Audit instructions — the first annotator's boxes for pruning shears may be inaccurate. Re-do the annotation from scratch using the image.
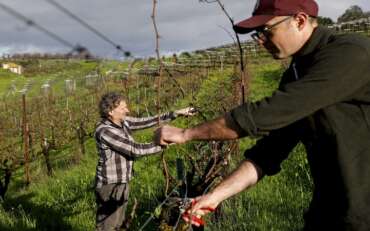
[181,199,216,226]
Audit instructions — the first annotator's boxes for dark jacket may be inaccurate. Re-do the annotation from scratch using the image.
[231,26,370,230]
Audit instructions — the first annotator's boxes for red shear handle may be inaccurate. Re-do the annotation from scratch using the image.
[182,200,216,226]
[191,199,216,212]
[182,213,205,226]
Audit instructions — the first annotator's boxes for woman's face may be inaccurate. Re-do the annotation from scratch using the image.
[109,100,130,123]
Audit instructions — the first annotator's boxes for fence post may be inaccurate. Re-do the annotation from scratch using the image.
[220,55,224,72]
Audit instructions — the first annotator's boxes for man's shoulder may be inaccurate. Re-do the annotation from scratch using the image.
[327,32,370,53]
[306,30,370,65]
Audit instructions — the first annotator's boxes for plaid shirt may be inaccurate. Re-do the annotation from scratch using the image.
[94,112,176,188]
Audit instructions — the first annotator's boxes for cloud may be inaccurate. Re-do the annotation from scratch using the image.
[0,0,369,58]
[0,43,64,56]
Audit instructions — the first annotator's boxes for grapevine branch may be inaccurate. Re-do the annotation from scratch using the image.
[151,0,171,196]
[200,0,250,103]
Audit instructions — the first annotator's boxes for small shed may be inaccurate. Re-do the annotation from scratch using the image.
[2,63,23,75]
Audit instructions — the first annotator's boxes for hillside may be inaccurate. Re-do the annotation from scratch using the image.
[0,52,312,231]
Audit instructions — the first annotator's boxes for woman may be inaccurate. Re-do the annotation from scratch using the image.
[94,91,194,231]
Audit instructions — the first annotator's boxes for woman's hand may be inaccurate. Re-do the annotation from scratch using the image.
[174,107,197,117]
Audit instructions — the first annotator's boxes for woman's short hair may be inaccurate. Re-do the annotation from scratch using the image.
[98,92,125,119]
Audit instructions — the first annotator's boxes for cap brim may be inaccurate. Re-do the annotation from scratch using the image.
[233,15,275,34]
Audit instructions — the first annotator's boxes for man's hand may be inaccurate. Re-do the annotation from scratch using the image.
[183,160,262,226]
[154,125,188,146]
[182,194,220,226]
[174,107,197,117]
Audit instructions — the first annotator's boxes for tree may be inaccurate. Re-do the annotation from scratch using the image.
[337,5,370,23]
[179,51,191,59]
[317,16,334,26]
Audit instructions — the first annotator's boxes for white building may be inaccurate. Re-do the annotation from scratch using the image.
[2,63,23,75]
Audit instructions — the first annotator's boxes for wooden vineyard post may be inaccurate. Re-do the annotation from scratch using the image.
[22,93,30,186]
[136,72,140,116]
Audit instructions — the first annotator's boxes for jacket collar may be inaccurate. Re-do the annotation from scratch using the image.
[101,118,123,129]
[294,25,335,58]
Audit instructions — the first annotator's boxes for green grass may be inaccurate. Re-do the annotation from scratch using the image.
[0,60,99,98]
[0,69,27,95]
[0,139,97,231]
[207,144,312,231]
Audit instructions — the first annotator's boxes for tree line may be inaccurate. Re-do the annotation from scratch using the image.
[318,5,370,26]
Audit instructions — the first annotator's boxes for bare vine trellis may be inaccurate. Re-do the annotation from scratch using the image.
[0,1,281,230]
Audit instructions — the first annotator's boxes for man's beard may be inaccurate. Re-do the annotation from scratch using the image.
[264,41,281,59]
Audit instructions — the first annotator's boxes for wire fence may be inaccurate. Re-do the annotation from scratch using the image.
[0,59,209,182]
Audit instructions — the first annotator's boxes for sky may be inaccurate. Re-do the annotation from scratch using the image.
[0,0,369,59]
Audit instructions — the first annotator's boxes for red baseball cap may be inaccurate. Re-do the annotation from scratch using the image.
[234,0,319,34]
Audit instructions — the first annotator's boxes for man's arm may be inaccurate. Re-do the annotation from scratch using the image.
[182,122,301,226]
[155,112,246,145]
[186,160,262,225]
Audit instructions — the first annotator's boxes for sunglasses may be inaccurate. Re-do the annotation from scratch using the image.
[251,16,293,42]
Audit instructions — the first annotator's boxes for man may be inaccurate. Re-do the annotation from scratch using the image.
[94,91,194,231]
[154,0,370,230]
